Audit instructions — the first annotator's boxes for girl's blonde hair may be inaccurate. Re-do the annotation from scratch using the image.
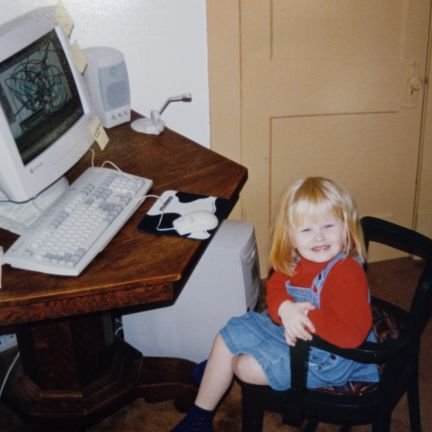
[269,177,366,275]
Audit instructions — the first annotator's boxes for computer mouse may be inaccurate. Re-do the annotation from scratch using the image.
[173,211,219,239]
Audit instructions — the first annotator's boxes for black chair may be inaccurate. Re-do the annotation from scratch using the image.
[241,216,432,432]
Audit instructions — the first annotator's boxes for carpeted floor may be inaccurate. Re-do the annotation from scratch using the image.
[1,257,431,431]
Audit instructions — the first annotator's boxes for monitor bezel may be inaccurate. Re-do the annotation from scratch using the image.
[0,8,94,203]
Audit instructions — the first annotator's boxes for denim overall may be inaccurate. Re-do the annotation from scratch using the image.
[220,253,380,391]
[286,252,379,388]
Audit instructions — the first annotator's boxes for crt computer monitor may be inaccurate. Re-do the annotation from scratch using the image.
[0,7,94,203]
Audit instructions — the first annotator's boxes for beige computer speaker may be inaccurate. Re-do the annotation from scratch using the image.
[83,46,131,128]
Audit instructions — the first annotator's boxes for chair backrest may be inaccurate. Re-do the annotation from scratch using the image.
[361,216,432,338]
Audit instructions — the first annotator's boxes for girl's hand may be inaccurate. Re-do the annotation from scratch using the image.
[278,300,316,346]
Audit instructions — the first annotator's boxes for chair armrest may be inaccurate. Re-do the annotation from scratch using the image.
[290,332,410,391]
[308,333,410,363]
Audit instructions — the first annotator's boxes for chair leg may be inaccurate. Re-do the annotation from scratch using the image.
[407,364,421,432]
[301,419,319,431]
[241,385,265,432]
[372,414,391,432]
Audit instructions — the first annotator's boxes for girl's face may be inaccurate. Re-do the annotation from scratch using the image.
[293,211,346,263]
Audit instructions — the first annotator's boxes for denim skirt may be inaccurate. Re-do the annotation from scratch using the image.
[220,311,379,391]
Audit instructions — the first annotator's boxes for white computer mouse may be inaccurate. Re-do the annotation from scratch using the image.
[173,211,219,239]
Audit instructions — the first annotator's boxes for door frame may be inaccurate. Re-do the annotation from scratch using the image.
[207,0,242,187]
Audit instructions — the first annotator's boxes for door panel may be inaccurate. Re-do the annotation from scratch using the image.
[273,1,404,59]
[270,61,403,115]
[270,0,406,114]
[271,113,419,260]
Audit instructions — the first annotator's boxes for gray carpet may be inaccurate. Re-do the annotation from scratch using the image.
[1,257,430,431]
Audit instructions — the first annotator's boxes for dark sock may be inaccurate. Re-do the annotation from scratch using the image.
[171,403,214,432]
[192,360,207,385]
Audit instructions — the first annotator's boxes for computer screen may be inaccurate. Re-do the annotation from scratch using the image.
[0,7,94,203]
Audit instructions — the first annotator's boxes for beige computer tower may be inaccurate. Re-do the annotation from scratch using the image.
[122,220,260,362]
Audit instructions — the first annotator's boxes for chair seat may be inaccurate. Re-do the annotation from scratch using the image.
[311,301,405,397]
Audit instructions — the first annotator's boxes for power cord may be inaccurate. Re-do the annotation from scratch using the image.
[86,150,161,206]
[0,351,19,398]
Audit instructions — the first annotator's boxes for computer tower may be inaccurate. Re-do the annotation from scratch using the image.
[122,220,261,362]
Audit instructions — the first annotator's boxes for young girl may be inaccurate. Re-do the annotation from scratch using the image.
[171,177,379,432]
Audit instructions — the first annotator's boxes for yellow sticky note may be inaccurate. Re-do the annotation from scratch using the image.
[71,40,87,74]
[89,117,109,151]
[55,1,74,38]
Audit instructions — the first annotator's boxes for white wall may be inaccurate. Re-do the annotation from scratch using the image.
[1,0,210,147]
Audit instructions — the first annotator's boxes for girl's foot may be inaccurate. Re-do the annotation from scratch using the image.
[171,404,214,432]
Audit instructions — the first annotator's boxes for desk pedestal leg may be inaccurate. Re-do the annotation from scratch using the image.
[2,312,197,431]
[137,356,197,411]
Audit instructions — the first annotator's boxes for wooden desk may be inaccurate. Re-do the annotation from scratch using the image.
[0,115,247,431]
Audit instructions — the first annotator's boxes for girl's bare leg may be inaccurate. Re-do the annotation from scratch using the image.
[232,353,269,385]
[194,334,235,410]
[195,334,269,410]
[171,333,269,431]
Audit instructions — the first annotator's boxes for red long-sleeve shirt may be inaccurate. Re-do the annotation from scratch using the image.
[266,257,372,348]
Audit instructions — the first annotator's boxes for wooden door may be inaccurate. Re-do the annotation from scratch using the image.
[208,0,432,274]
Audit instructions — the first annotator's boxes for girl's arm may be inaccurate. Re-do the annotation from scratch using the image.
[266,271,293,324]
[266,271,315,345]
[278,300,315,345]
[308,258,372,348]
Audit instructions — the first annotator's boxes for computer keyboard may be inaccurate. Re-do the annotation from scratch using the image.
[0,176,69,235]
[3,167,153,276]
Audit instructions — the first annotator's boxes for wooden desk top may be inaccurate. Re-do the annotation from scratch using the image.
[0,116,247,326]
